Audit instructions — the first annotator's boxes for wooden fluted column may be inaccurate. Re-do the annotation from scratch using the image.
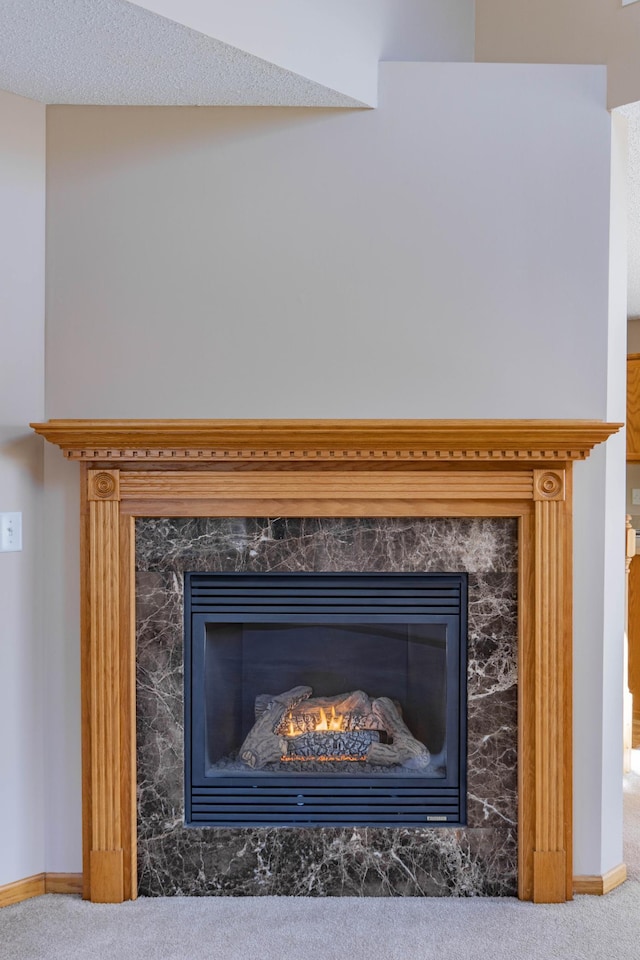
[83,469,126,902]
[532,468,571,902]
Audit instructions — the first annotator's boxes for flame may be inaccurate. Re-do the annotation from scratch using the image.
[286,711,298,738]
[283,704,346,737]
[281,704,360,761]
[329,705,342,731]
[281,755,363,763]
[315,705,344,732]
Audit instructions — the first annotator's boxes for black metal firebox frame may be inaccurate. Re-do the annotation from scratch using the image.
[184,572,467,828]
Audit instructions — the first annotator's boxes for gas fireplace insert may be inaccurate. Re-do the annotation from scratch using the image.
[185,572,467,827]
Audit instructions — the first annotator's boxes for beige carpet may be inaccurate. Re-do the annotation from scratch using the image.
[3,773,640,960]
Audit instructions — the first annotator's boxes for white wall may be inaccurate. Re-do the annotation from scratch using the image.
[0,89,45,886]
[45,66,610,420]
[599,112,627,872]
[572,112,627,878]
[379,0,474,62]
[44,62,620,875]
[42,450,81,874]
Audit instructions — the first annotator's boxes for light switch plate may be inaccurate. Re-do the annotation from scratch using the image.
[0,512,22,551]
[633,489,640,506]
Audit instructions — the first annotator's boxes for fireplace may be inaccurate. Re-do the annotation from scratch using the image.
[30,418,622,902]
[184,572,467,827]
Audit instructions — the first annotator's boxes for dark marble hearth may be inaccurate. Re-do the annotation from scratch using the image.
[136,517,518,897]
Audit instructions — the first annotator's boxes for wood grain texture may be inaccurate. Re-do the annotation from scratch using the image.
[89,851,124,904]
[119,470,535,501]
[0,874,45,907]
[532,495,569,902]
[80,463,91,900]
[30,418,621,463]
[573,863,627,895]
[628,356,640,460]
[120,498,532,519]
[88,469,120,501]
[44,873,84,895]
[533,851,567,904]
[533,469,565,501]
[87,484,125,903]
[89,497,121,853]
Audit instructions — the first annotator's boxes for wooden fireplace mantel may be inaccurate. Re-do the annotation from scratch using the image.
[31,418,621,905]
[32,417,617,463]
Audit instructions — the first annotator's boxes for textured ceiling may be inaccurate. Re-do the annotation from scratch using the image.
[5,1,634,314]
[0,0,363,106]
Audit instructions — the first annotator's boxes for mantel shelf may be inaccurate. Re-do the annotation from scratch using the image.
[30,418,621,464]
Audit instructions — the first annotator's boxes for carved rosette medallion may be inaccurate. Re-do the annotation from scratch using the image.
[88,469,120,502]
[533,470,565,502]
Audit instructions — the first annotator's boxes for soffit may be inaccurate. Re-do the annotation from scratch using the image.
[0,0,363,107]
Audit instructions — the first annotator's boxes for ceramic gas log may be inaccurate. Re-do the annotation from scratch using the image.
[239,687,430,771]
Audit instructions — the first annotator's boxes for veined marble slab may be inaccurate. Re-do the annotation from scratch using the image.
[136,517,518,897]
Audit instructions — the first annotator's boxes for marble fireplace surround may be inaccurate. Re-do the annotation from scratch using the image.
[136,515,517,900]
[31,418,621,905]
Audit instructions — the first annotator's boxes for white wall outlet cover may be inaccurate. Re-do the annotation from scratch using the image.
[0,512,22,551]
